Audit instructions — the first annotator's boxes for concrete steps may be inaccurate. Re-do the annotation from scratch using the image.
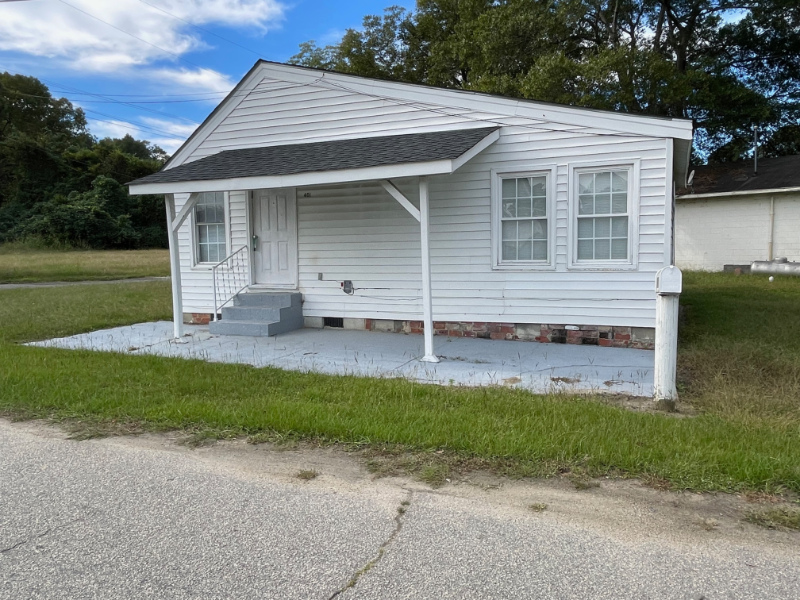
[208,291,303,337]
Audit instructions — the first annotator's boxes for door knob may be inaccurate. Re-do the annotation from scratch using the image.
[252,235,258,251]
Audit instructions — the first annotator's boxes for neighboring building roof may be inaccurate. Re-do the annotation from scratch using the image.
[678,154,800,197]
[130,127,499,187]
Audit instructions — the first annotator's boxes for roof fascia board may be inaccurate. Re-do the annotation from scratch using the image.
[262,63,694,140]
[451,128,500,171]
[129,158,456,196]
[677,186,800,200]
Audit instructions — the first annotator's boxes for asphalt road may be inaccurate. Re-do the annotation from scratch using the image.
[1,420,798,599]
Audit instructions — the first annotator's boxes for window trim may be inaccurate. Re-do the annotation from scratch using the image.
[491,166,557,271]
[567,160,640,271]
[189,191,231,269]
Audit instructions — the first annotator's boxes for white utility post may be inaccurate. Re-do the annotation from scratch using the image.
[418,177,439,363]
[654,266,682,402]
[165,193,184,339]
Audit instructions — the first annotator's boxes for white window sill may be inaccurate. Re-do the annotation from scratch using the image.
[493,262,556,271]
[567,261,638,271]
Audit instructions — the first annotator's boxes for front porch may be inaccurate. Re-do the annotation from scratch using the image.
[31,322,654,396]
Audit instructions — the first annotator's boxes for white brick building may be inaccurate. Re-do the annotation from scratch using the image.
[675,155,800,271]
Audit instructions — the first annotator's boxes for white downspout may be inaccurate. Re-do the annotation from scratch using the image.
[165,193,184,339]
[418,177,439,363]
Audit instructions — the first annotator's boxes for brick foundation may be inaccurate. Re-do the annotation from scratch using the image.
[364,319,654,350]
[194,313,654,350]
[184,313,212,325]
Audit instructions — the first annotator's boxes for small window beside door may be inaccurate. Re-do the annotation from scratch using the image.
[195,192,226,264]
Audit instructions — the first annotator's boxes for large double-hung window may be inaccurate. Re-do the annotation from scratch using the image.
[495,170,553,268]
[575,168,632,263]
[194,192,227,264]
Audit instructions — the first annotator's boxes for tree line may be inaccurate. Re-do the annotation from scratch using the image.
[291,0,800,162]
[0,72,167,249]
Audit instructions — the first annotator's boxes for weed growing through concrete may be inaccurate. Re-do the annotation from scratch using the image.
[572,478,601,491]
[697,518,720,531]
[744,508,800,530]
[296,469,318,481]
[529,503,548,512]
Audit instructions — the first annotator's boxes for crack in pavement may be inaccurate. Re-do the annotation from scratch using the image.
[327,490,414,599]
[0,517,85,555]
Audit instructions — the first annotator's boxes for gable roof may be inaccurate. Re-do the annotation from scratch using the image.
[164,61,694,187]
[131,127,498,187]
[678,155,800,197]
[166,60,694,171]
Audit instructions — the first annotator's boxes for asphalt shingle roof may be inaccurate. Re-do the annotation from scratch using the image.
[130,127,499,187]
[678,154,800,196]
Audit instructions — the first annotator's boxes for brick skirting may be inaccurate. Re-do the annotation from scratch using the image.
[365,319,654,350]
[195,312,655,350]
[184,313,212,325]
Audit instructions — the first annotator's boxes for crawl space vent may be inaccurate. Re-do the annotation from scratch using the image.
[324,317,344,328]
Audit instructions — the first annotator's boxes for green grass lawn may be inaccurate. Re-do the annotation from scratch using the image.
[0,245,169,283]
[0,273,799,493]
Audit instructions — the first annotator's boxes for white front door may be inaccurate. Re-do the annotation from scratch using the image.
[251,188,298,287]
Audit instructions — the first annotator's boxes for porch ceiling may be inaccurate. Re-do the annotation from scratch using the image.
[128,127,499,195]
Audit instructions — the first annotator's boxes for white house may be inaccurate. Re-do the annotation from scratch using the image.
[675,155,800,271]
[129,60,694,361]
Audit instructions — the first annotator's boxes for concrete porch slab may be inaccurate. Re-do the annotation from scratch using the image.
[29,322,654,396]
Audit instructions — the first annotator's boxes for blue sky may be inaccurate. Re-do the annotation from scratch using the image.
[0,0,414,153]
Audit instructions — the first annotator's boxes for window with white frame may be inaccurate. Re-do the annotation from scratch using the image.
[576,169,630,262]
[194,192,226,264]
[499,174,549,264]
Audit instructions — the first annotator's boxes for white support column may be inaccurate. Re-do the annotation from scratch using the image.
[654,266,682,404]
[165,193,184,339]
[418,177,439,363]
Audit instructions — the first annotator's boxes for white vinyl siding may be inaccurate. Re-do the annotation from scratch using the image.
[167,72,673,327]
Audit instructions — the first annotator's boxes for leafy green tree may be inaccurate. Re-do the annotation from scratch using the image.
[290,0,800,162]
[18,176,140,248]
[0,73,167,247]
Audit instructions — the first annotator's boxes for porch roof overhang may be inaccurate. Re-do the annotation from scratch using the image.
[128,127,500,195]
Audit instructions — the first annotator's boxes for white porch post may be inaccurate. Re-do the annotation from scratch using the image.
[419,177,439,363]
[165,193,184,339]
[654,266,682,404]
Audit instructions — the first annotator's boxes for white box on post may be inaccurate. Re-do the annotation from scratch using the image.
[654,266,682,403]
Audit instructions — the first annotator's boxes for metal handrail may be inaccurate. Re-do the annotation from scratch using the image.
[212,245,249,320]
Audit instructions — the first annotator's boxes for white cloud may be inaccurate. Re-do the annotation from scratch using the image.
[139,117,198,138]
[87,116,191,154]
[0,0,284,91]
[152,67,235,93]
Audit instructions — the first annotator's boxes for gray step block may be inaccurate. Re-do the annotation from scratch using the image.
[234,292,301,308]
[209,320,274,337]
[211,290,304,337]
[264,311,305,336]
[222,306,281,322]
